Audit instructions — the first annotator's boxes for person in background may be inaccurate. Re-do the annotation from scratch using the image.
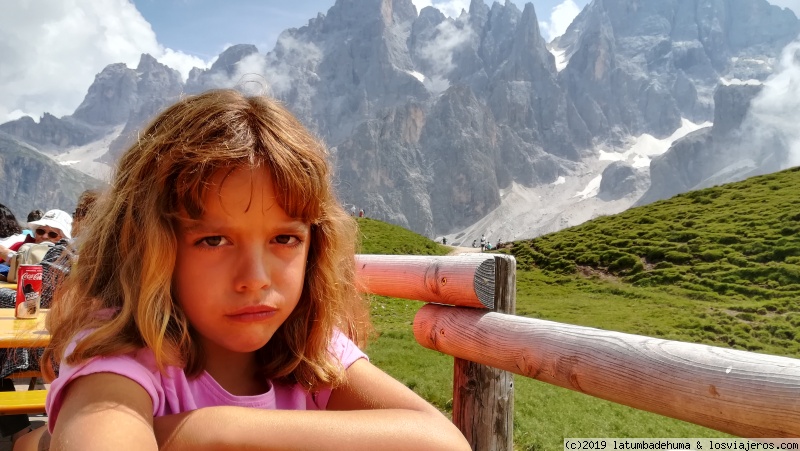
[0,192,98,446]
[0,204,25,277]
[0,209,72,265]
[67,191,99,239]
[22,209,44,238]
[23,89,469,451]
[27,210,43,223]
[0,199,92,309]
[0,204,25,250]
[27,209,72,245]
[0,204,23,239]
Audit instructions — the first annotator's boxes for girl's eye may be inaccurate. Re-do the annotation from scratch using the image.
[197,236,227,247]
[274,235,300,245]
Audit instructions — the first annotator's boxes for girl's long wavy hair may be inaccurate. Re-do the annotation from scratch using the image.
[43,89,369,390]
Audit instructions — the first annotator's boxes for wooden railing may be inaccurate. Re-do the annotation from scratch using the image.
[354,253,800,450]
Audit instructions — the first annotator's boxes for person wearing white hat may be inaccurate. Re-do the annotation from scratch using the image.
[0,209,72,263]
[28,209,72,243]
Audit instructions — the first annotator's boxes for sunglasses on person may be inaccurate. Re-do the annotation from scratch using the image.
[35,228,61,239]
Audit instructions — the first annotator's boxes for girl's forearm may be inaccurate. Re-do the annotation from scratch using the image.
[154,407,470,451]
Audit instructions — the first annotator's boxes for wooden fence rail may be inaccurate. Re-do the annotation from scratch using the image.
[355,253,800,449]
[414,305,800,438]
[354,254,498,309]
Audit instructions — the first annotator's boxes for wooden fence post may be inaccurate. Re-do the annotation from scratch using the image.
[452,255,516,451]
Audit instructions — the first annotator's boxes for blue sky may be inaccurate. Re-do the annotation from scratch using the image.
[131,0,589,60]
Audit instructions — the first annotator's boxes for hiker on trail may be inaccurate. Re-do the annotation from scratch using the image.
[442,237,447,245]
[359,208,364,218]
[480,234,486,252]
[472,239,476,248]
[350,205,357,216]
[31,89,469,451]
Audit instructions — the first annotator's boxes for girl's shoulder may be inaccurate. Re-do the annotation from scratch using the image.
[46,332,184,431]
[329,329,367,369]
[46,328,370,431]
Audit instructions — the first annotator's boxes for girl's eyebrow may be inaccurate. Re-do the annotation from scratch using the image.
[178,219,310,235]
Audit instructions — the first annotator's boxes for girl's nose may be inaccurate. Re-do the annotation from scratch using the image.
[234,248,272,292]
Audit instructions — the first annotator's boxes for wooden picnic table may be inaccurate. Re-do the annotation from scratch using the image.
[0,308,49,348]
[0,308,50,417]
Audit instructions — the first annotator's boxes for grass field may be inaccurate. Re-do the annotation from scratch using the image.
[355,167,800,450]
[364,273,731,451]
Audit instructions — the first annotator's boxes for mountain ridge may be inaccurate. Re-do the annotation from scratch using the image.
[2,0,798,242]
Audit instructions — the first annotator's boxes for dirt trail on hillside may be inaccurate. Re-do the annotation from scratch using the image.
[446,246,482,255]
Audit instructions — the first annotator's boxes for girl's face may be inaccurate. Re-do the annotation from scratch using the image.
[173,167,311,360]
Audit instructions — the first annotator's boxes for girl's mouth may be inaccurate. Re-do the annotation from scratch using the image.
[226,305,278,322]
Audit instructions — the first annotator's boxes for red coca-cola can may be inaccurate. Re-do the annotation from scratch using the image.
[15,264,43,319]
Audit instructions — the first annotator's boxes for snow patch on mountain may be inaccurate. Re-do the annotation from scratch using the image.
[574,175,602,199]
[549,47,568,71]
[598,118,711,168]
[721,77,763,86]
[51,125,123,182]
[444,118,710,246]
[408,70,426,83]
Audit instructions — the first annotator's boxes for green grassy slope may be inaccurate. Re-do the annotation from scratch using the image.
[356,217,451,255]
[510,167,800,357]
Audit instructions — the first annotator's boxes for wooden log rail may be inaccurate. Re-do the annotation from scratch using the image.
[355,254,800,447]
[414,306,800,438]
[356,253,515,451]
[355,254,498,309]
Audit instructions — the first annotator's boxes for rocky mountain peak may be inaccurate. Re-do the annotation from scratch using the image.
[507,3,555,76]
[468,0,489,29]
[136,53,160,72]
[208,44,260,77]
[136,54,183,98]
[326,0,417,31]
[185,44,261,95]
[559,0,799,134]
[71,63,138,126]
[712,83,764,138]
[3,0,798,242]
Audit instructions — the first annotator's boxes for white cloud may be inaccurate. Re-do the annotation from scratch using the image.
[412,0,470,19]
[769,0,800,15]
[208,52,271,93]
[0,0,211,124]
[743,40,800,167]
[539,0,582,42]
[417,19,477,93]
[158,48,211,81]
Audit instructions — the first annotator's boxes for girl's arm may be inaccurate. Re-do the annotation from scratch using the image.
[50,373,158,451]
[153,359,470,451]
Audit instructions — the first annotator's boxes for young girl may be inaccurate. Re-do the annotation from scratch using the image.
[32,90,469,450]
